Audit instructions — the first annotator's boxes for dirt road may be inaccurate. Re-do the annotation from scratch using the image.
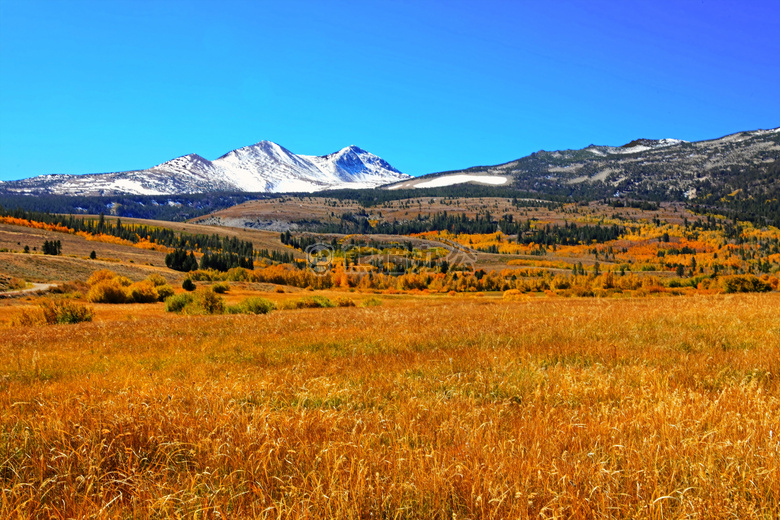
[0,283,56,298]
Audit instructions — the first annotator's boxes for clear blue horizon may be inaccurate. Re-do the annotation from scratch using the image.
[1,0,778,182]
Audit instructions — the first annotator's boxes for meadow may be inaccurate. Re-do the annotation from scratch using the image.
[1,204,779,518]
[2,290,779,518]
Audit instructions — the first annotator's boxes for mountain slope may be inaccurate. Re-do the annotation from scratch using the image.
[0,142,409,196]
[387,127,780,202]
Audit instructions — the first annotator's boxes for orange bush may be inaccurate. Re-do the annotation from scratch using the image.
[87,279,129,304]
[127,281,159,303]
[87,269,118,286]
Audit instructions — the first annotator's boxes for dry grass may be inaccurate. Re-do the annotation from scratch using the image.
[0,216,292,284]
[0,251,177,285]
[0,223,169,267]
[1,293,779,518]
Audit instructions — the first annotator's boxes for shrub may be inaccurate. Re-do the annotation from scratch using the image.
[212,282,229,294]
[503,289,523,300]
[146,273,168,287]
[87,269,118,286]
[127,281,159,303]
[280,296,335,310]
[227,297,276,315]
[50,281,89,296]
[182,278,196,291]
[39,299,93,324]
[165,288,225,315]
[165,293,194,313]
[115,276,132,287]
[11,308,44,326]
[299,296,334,308]
[85,270,169,304]
[187,269,223,282]
[87,279,129,304]
[226,267,253,282]
[570,286,595,297]
[336,297,356,307]
[196,287,225,315]
[363,297,383,307]
[719,275,771,293]
[156,284,175,301]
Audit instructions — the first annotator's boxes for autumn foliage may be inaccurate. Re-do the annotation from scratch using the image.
[86,270,174,304]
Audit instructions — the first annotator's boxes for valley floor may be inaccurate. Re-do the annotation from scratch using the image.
[2,291,779,518]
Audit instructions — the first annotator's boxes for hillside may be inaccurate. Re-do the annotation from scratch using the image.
[387,128,780,224]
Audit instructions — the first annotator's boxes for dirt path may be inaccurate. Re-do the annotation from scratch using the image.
[0,283,57,298]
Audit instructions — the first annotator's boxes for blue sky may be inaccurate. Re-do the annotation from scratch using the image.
[0,0,778,181]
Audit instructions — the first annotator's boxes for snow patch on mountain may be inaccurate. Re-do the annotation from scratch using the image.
[107,179,161,195]
[388,174,508,189]
[415,175,508,188]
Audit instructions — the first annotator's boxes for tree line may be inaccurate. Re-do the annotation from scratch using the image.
[0,206,262,271]
[0,192,265,222]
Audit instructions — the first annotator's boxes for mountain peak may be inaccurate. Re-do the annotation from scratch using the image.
[217,140,293,159]
[252,140,286,150]
[621,138,657,149]
[340,145,366,153]
[620,137,686,149]
[153,153,214,170]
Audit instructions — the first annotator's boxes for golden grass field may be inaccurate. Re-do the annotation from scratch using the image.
[2,290,779,518]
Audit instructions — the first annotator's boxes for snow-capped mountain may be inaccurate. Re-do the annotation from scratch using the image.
[1,142,410,196]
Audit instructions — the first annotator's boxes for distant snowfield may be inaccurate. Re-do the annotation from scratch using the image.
[389,174,509,189]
